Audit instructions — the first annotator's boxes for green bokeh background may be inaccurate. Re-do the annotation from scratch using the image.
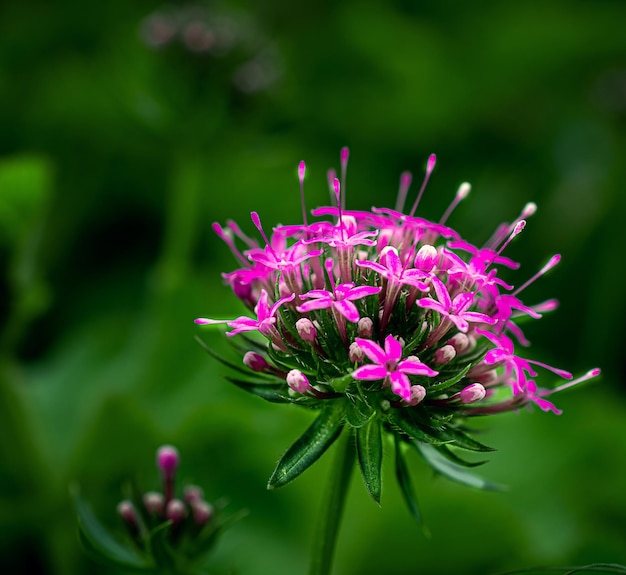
[1,1,625,574]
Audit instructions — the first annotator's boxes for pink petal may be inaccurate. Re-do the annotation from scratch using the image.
[352,364,388,381]
[398,360,438,377]
[383,335,403,361]
[389,371,411,402]
[296,298,333,313]
[354,337,387,365]
[333,300,360,323]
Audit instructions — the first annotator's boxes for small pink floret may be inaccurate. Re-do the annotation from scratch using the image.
[286,369,311,394]
[459,383,486,404]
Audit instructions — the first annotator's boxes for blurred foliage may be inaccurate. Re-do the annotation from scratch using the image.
[1,0,625,574]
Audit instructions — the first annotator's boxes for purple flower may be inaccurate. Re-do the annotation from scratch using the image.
[352,335,438,402]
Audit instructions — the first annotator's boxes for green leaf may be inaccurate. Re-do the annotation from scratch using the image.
[225,377,290,403]
[268,400,346,489]
[413,441,505,491]
[393,437,423,526]
[345,394,374,428]
[147,521,178,571]
[387,410,447,445]
[436,425,496,452]
[427,363,472,394]
[194,335,279,381]
[73,488,152,571]
[356,418,383,504]
[430,443,488,468]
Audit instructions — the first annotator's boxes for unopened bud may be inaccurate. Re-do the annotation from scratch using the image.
[157,445,179,477]
[117,500,137,525]
[286,369,311,394]
[407,385,426,406]
[349,341,364,363]
[143,491,165,515]
[357,317,373,338]
[243,351,270,372]
[296,318,317,342]
[458,383,486,404]
[279,282,292,299]
[183,485,204,506]
[192,501,214,526]
[474,369,499,386]
[414,244,438,271]
[434,344,456,365]
[166,499,187,524]
[447,333,471,354]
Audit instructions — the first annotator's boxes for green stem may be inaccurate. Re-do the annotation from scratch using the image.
[308,430,354,575]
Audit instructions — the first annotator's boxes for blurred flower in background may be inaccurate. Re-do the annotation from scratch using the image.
[140,3,281,93]
[76,445,245,574]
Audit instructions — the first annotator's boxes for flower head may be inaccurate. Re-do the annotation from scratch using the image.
[195,149,600,513]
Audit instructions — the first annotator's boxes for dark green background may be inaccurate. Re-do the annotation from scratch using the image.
[1,1,625,573]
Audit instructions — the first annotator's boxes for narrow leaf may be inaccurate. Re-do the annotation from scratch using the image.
[388,410,447,445]
[413,441,505,491]
[268,400,346,489]
[427,363,472,394]
[437,425,496,452]
[225,377,290,403]
[393,437,424,526]
[356,419,383,504]
[73,488,151,571]
[147,521,177,570]
[431,443,487,468]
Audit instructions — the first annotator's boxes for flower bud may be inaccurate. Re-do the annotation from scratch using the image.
[296,318,317,342]
[474,369,499,386]
[243,351,270,372]
[117,500,137,526]
[349,341,364,363]
[166,499,187,524]
[407,385,426,406]
[458,383,486,404]
[143,491,165,515]
[414,244,438,271]
[183,485,204,505]
[157,445,179,477]
[192,501,214,526]
[357,317,373,338]
[447,333,471,354]
[434,344,456,365]
[286,369,311,394]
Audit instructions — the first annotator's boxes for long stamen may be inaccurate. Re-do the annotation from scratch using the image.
[227,220,257,249]
[394,171,412,213]
[340,147,349,211]
[439,182,470,225]
[512,254,561,296]
[333,178,346,241]
[327,168,337,204]
[212,222,249,266]
[408,154,436,217]
[324,257,336,294]
[550,368,601,394]
[298,161,308,227]
[250,211,276,256]
[495,219,525,258]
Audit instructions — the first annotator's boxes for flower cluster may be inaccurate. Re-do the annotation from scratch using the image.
[76,446,244,574]
[195,149,599,507]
